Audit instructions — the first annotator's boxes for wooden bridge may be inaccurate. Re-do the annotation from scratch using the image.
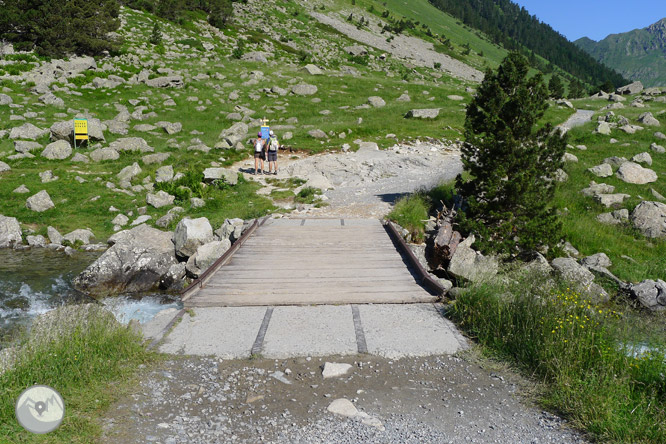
[181,218,442,308]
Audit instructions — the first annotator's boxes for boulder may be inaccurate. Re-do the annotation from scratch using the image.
[367,96,386,107]
[63,229,95,245]
[396,93,411,102]
[159,262,187,291]
[405,109,440,119]
[203,168,238,185]
[142,153,170,165]
[0,94,13,105]
[218,122,249,146]
[615,162,657,184]
[241,51,269,63]
[73,224,178,298]
[344,45,368,56]
[650,143,665,154]
[47,226,63,245]
[26,235,47,248]
[155,206,184,228]
[14,141,42,153]
[0,161,10,173]
[50,119,104,142]
[632,152,652,166]
[303,64,323,75]
[9,123,48,140]
[173,217,214,258]
[588,163,613,178]
[185,239,231,278]
[308,129,327,139]
[215,218,244,243]
[628,280,666,311]
[637,112,660,126]
[291,83,318,96]
[90,147,119,161]
[155,165,174,183]
[563,152,578,162]
[146,190,175,209]
[0,215,22,248]
[631,201,666,238]
[109,137,153,153]
[41,140,72,160]
[145,76,184,88]
[581,181,615,197]
[603,156,627,168]
[447,235,498,282]
[117,162,142,183]
[26,190,54,212]
[597,209,629,225]
[551,257,608,303]
[595,122,611,135]
[581,253,612,269]
[616,81,643,95]
[594,193,630,207]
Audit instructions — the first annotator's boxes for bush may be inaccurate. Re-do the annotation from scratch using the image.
[450,274,666,442]
[154,169,205,203]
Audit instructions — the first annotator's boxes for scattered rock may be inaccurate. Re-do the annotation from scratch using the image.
[588,163,613,178]
[615,162,657,184]
[291,84,318,96]
[581,253,612,269]
[173,217,214,258]
[650,143,665,154]
[0,161,10,173]
[405,109,440,119]
[303,64,323,75]
[9,122,48,140]
[448,235,498,282]
[185,239,231,278]
[145,76,184,88]
[90,147,119,162]
[63,229,95,245]
[0,215,22,248]
[26,190,54,212]
[551,257,608,303]
[631,152,652,166]
[146,191,175,209]
[597,209,629,225]
[367,96,386,107]
[41,140,72,160]
[630,201,666,238]
[628,280,666,311]
[594,193,630,208]
[47,226,63,245]
[202,168,238,185]
[637,112,660,127]
[322,362,353,379]
[327,399,358,417]
[308,129,327,139]
[616,81,643,95]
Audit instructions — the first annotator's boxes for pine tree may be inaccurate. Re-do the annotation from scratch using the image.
[149,21,162,45]
[548,74,564,99]
[456,52,567,256]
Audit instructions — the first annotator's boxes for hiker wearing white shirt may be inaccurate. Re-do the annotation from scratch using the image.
[266,130,279,175]
[253,131,265,175]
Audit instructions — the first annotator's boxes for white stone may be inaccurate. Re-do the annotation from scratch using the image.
[322,362,353,379]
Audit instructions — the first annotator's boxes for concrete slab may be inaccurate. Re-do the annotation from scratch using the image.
[159,307,266,359]
[262,306,357,358]
[141,308,180,342]
[359,304,465,358]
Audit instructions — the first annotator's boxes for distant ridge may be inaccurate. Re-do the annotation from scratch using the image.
[575,18,666,87]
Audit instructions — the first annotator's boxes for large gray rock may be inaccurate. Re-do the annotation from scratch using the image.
[215,218,245,243]
[637,112,660,127]
[581,181,615,197]
[109,137,153,153]
[47,226,63,245]
[0,215,22,248]
[631,201,666,238]
[185,239,231,278]
[0,94,13,105]
[367,96,386,107]
[551,257,609,303]
[73,224,178,298]
[615,162,657,184]
[447,235,498,282]
[594,193,630,207]
[142,153,171,165]
[628,280,666,311]
[146,190,175,209]
[90,147,119,161]
[595,122,611,135]
[581,253,612,269]
[41,140,72,160]
[588,163,613,178]
[616,81,643,95]
[203,168,238,185]
[117,162,142,183]
[650,143,665,154]
[0,161,10,173]
[14,141,42,153]
[155,165,174,183]
[632,152,652,166]
[145,76,184,88]
[303,64,323,75]
[405,109,440,119]
[173,217,214,258]
[308,129,327,139]
[218,122,249,146]
[159,262,187,291]
[26,190,54,212]
[63,229,95,245]
[9,123,48,140]
[597,209,629,225]
[291,83,318,96]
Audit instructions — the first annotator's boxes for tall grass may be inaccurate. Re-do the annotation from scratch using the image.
[450,274,666,443]
[0,305,156,443]
[388,182,456,242]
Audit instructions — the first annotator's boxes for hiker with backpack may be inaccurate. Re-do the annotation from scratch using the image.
[253,131,265,175]
[265,130,280,175]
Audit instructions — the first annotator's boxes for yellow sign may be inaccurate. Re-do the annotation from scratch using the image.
[74,119,88,141]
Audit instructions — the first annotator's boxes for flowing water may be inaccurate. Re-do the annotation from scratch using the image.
[0,248,181,345]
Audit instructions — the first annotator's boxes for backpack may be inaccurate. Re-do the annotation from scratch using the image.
[254,139,263,153]
[268,137,279,151]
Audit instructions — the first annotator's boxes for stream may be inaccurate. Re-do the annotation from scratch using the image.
[0,248,181,345]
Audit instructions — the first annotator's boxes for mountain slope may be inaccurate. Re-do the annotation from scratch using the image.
[426,0,628,87]
[574,18,666,87]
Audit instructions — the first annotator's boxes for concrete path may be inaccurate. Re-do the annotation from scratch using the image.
[145,303,466,359]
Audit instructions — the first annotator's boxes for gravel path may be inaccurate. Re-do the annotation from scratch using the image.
[242,140,463,218]
[310,12,483,83]
[558,109,596,132]
[102,354,587,443]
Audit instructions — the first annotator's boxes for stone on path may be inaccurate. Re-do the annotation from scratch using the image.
[26,190,54,212]
[615,162,657,184]
[322,362,353,379]
[631,201,666,238]
[327,399,358,417]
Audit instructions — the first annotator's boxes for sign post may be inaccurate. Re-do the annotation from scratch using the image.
[74,118,88,149]
[260,117,270,140]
